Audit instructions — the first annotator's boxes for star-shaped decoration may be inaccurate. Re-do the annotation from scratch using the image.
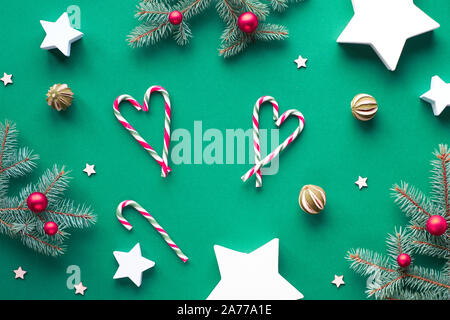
[74,282,87,295]
[421,76,450,116]
[113,243,155,287]
[83,163,96,177]
[1,73,13,86]
[355,176,368,190]
[40,12,83,57]
[207,238,303,300]
[331,275,345,288]
[337,0,440,71]
[13,267,27,279]
[294,55,307,69]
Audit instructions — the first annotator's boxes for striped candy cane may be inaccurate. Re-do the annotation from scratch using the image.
[242,103,305,185]
[253,96,279,187]
[113,86,172,177]
[116,200,188,263]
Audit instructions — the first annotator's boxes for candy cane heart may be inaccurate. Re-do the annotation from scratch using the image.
[242,107,305,185]
[113,86,172,178]
[116,200,188,263]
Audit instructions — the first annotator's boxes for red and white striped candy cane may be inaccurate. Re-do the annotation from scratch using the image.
[242,105,305,185]
[113,86,172,177]
[116,200,188,263]
[253,96,279,187]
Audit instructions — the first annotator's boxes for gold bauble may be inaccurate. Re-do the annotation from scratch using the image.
[351,94,378,121]
[46,84,73,111]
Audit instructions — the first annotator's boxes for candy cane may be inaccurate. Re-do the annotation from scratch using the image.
[242,107,305,184]
[113,86,172,177]
[253,96,279,187]
[116,200,188,263]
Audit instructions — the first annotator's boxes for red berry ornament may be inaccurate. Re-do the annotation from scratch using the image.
[168,10,183,25]
[44,221,58,236]
[237,12,259,33]
[27,192,48,213]
[426,215,447,236]
[397,253,411,268]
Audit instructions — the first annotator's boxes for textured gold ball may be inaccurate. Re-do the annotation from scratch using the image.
[299,185,326,214]
[46,84,74,111]
[351,94,378,121]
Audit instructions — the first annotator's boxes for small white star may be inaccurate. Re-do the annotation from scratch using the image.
[83,163,96,176]
[355,176,368,190]
[13,267,27,279]
[294,55,307,69]
[1,73,13,86]
[40,12,83,57]
[74,282,87,295]
[331,275,345,288]
[421,76,450,116]
[113,243,155,287]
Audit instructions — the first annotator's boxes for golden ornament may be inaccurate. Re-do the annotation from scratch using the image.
[46,84,74,111]
[351,94,378,121]
[299,185,326,214]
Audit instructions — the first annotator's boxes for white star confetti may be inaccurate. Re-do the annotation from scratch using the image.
[294,55,307,69]
[331,275,345,288]
[74,282,87,295]
[355,176,368,190]
[40,12,83,57]
[421,76,450,116]
[1,73,13,86]
[13,267,27,279]
[83,163,96,177]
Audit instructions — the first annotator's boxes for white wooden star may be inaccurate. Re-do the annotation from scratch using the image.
[1,73,13,86]
[74,282,87,295]
[421,76,450,116]
[331,275,345,288]
[207,238,303,300]
[113,243,155,287]
[355,176,368,190]
[40,12,83,57]
[294,55,307,69]
[83,163,96,176]
[337,0,439,71]
[13,267,27,279]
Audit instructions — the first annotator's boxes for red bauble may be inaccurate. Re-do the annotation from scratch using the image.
[426,215,447,236]
[237,12,258,33]
[44,221,58,236]
[27,192,48,213]
[397,253,411,268]
[168,10,183,25]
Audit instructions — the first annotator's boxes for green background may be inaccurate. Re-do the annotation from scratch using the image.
[0,0,449,300]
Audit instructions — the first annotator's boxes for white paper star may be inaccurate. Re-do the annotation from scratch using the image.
[207,238,303,300]
[337,0,440,71]
[421,76,450,116]
[331,275,345,288]
[294,55,307,69]
[355,176,368,190]
[1,73,13,86]
[83,163,96,176]
[40,12,83,57]
[13,267,27,279]
[113,243,155,287]
[74,282,87,295]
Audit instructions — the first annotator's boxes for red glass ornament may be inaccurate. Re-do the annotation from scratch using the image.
[44,221,58,236]
[168,10,183,25]
[397,253,411,268]
[27,192,48,213]
[426,215,447,236]
[237,12,259,33]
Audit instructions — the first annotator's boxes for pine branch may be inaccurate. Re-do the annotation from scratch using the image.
[386,227,412,261]
[253,23,288,41]
[128,22,172,47]
[431,144,450,216]
[173,21,193,45]
[392,183,434,223]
